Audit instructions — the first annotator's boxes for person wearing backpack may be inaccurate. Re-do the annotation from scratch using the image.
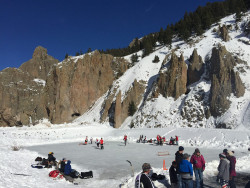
[190,148,205,188]
[179,153,193,188]
[135,163,156,188]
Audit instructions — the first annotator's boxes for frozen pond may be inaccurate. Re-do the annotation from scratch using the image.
[27,141,247,187]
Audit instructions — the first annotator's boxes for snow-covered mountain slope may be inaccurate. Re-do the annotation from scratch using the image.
[75,11,250,130]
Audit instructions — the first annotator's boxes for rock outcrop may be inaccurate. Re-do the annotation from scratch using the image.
[0,68,48,126]
[219,25,231,42]
[0,47,129,126]
[44,51,129,124]
[0,46,59,127]
[187,49,204,86]
[101,79,146,128]
[209,45,245,117]
[19,46,59,80]
[157,52,187,100]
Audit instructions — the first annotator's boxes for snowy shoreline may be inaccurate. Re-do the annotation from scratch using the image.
[0,122,249,188]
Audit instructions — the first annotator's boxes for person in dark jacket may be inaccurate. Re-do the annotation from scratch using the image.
[169,161,178,188]
[48,152,56,166]
[179,153,193,188]
[59,158,67,173]
[227,150,236,188]
[175,146,184,188]
[135,163,155,188]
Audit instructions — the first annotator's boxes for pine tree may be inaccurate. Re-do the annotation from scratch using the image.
[65,53,69,59]
[75,52,80,56]
[152,55,160,63]
[128,101,136,116]
[87,48,92,53]
[131,53,139,64]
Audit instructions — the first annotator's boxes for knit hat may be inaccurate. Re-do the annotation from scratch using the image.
[195,148,200,153]
[219,153,226,158]
[223,149,228,154]
[142,163,151,172]
[62,158,67,161]
[179,146,184,151]
[183,153,190,159]
[49,152,54,154]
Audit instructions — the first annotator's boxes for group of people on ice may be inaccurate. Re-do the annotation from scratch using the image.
[135,146,238,188]
[81,136,104,149]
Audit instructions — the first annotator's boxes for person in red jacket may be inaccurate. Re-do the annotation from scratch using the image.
[124,135,127,146]
[227,150,236,188]
[190,148,205,188]
[100,138,104,149]
[175,135,179,145]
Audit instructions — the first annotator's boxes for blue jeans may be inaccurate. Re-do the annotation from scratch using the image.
[194,169,203,188]
[177,174,182,188]
[182,179,193,188]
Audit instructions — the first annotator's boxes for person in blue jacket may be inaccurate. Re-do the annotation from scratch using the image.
[64,160,79,178]
[179,153,193,188]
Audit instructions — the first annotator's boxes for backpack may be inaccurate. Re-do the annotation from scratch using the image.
[80,171,93,179]
[49,170,60,178]
[42,158,49,165]
[35,157,42,161]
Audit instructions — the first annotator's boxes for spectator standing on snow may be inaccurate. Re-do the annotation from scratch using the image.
[90,137,93,144]
[217,153,230,188]
[124,135,128,146]
[175,146,184,188]
[179,153,193,188]
[100,138,104,149]
[169,161,178,188]
[190,148,205,188]
[227,150,236,188]
[135,163,155,188]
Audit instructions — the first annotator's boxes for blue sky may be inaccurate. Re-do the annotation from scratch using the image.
[0,0,223,70]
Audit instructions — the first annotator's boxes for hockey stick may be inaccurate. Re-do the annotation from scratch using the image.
[126,160,134,177]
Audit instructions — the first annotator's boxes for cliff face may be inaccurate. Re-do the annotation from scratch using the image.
[157,52,187,100]
[187,49,204,86]
[0,46,58,126]
[45,51,128,123]
[0,47,129,126]
[209,45,245,117]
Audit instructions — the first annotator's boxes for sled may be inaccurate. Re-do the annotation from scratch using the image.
[31,164,44,169]
[157,151,170,156]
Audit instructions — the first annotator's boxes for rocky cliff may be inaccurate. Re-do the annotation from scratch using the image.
[0,47,129,126]
[0,46,58,126]
[209,45,245,117]
[157,52,187,100]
